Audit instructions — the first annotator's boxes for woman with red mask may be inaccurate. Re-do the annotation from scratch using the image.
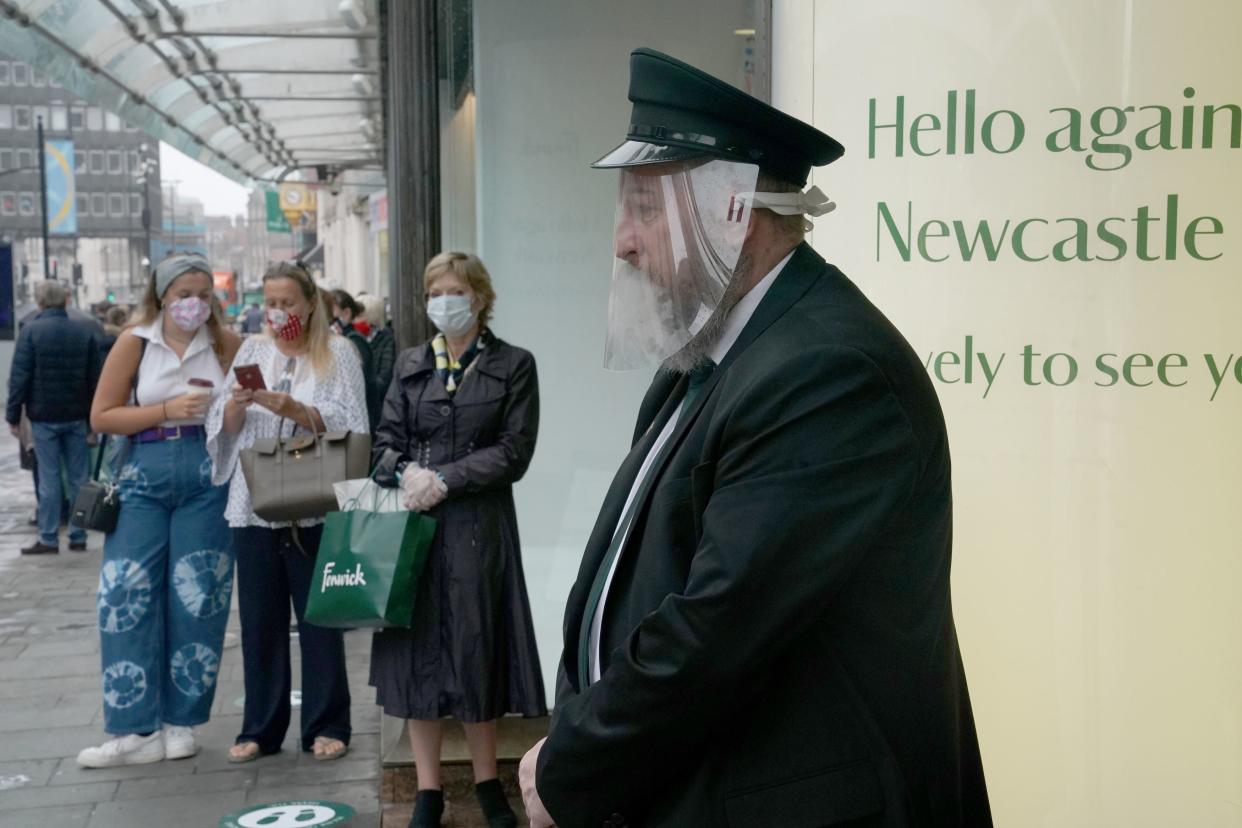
[205,261,369,764]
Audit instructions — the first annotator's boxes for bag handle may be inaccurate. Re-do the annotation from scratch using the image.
[274,399,323,449]
[91,434,109,481]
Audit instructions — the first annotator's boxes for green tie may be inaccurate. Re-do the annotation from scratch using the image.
[577,359,716,688]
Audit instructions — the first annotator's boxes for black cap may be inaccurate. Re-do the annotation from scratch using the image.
[592,48,844,187]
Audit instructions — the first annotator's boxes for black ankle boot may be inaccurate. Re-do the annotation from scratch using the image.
[474,778,517,828]
[407,789,444,828]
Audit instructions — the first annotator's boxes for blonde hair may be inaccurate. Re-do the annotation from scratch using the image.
[261,261,334,375]
[423,251,496,328]
[129,252,229,369]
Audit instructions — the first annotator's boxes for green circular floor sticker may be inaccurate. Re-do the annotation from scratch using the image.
[220,800,356,827]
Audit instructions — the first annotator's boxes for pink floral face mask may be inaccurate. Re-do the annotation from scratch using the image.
[167,297,211,332]
[266,308,305,341]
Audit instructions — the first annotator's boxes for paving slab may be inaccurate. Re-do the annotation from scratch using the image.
[0,802,93,828]
[86,790,247,828]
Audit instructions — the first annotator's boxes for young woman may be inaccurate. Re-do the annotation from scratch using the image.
[205,261,369,763]
[80,253,241,768]
[370,251,546,828]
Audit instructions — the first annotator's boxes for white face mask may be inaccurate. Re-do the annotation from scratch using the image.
[426,295,477,337]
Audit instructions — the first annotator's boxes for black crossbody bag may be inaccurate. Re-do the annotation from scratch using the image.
[70,339,148,534]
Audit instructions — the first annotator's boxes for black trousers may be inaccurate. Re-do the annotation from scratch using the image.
[233,524,351,752]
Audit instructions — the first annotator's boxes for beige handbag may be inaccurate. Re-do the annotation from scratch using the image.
[240,407,371,523]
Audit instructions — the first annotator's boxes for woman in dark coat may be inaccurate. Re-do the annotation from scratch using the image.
[371,251,545,828]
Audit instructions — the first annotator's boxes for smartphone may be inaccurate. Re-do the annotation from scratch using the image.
[234,364,267,391]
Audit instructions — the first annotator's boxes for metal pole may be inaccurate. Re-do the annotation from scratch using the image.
[170,183,176,252]
[383,0,439,351]
[36,117,50,282]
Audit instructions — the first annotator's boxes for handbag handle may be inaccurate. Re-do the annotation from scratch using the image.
[274,399,323,449]
[91,434,109,481]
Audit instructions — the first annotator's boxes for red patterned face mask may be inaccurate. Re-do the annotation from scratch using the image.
[266,308,304,341]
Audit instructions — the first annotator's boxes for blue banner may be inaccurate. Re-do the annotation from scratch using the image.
[43,139,76,235]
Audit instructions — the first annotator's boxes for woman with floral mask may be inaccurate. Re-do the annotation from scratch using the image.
[370,251,546,828]
[80,252,242,768]
[205,261,369,765]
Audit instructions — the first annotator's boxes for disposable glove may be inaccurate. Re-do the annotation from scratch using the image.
[400,466,448,512]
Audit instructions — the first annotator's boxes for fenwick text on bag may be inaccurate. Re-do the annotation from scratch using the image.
[304,501,436,629]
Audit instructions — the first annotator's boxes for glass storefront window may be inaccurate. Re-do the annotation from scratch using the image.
[12,62,27,85]
[86,107,103,131]
[69,105,84,131]
[14,106,30,130]
[0,62,8,85]
[0,105,11,130]
[50,104,67,132]
[104,111,121,132]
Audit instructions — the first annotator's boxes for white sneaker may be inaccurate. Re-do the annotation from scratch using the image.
[77,733,165,768]
[162,725,198,760]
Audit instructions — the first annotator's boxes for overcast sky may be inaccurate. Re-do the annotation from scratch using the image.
[159,142,251,219]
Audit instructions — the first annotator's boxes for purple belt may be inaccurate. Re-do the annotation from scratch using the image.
[132,425,205,443]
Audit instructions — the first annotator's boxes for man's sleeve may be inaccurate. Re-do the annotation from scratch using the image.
[536,345,922,827]
[6,327,34,425]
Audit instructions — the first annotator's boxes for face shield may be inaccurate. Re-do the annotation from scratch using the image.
[604,157,759,371]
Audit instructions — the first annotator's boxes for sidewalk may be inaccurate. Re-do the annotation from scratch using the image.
[0,430,382,827]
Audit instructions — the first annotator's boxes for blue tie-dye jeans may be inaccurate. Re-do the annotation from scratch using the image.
[96,433,234,735]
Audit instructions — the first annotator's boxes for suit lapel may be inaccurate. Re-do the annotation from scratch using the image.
[560,243,825,682]
[618,242,825,544]
[561,372,688,674]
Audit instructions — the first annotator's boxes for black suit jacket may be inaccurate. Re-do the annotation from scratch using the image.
[537,244,991,828]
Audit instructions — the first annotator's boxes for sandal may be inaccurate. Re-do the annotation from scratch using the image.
[312,736,348,761]
[228,741,263,764]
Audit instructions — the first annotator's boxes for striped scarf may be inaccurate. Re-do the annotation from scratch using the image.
[433,331,483,394]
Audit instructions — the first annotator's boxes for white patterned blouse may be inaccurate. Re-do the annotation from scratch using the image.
[205,334,369,529]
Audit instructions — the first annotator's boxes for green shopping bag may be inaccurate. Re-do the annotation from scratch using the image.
[304,505,436,628]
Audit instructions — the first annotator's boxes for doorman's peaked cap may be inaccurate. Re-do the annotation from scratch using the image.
[592,47,844,187]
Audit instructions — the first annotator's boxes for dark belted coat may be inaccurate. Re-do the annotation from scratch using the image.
[536,244,991,828]
[369,331,547,722]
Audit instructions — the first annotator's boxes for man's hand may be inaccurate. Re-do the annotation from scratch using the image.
[8,423,19,438]
[519,737,556,828]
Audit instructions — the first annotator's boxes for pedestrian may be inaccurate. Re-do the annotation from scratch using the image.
[77,253,242,768]
[5,279,101,555]
[520,49,992,827]
[371,251,545,828]
[357,293,396,402]
[241,301,264,334]
[99,305,130,357]
[205,261,369,764]
[330,288,378,429]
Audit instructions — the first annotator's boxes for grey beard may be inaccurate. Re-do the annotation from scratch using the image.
[665,253,754,374]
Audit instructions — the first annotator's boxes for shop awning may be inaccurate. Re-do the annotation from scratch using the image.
[0,0,383,185]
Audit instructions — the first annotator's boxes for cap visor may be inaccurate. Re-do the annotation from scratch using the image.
[590,140,709,169]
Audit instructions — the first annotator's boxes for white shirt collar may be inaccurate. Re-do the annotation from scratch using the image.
[708,248,796,365]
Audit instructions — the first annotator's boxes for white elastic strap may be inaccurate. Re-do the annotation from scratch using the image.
[741,185,837,232]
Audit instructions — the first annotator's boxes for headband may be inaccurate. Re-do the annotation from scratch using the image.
[154,254,211,298]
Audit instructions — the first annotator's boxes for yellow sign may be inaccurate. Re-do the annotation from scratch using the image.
[279,183,317,226]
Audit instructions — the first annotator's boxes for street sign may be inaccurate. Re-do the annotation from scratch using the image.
[266,190,292,233]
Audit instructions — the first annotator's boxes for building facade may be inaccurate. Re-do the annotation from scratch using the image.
[0,52,162,305]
